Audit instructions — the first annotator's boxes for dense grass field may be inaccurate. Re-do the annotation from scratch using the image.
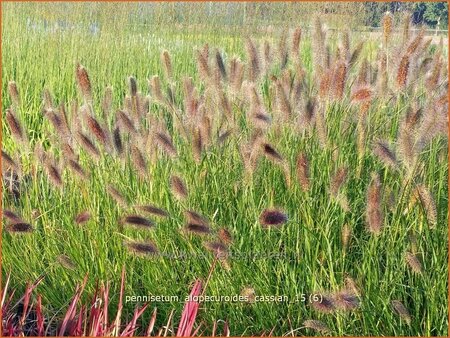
[2,3,449,336]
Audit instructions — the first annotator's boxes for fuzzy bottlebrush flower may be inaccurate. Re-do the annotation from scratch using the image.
[67,159,89,180]
[366,173,383,235]
[204,241,228,259]
[278,29,289,69]
[240,287,256,303]
[259,209,288,228]
[149,75,165,104]
[218,228,233,245]
[333,60,347,99]
[303,320,330,334]
[405,251,423,274]
[86,115,109,147]
[192,127,203,164]
[137,205,169,218]
[3,209,22,223]
[414,184,437,228]
[76,63,92,103]
[185,210,209,227]
[245,38,261,82]
[6,222,33,234]
[312,16,326,73]
[330,167,348,197]
[291,27,302,57]
[112,126,123,156]
[396,55,410,89]
[351,87,372,102]
[406,29,424,55]
[57,254,76,270]
[125,240,159,257]
[161,50,173,80]
[263,40,272,73]
[8,81,21,108]
[348,41,364,68]
[75,211,91,225]
[262,143,284,163]
[106,184,128,207]
[6,108,27,144]
[275,80,292,120]
[229,58,244,92]
[401,12,411,45]
[2,150,18,173]
[391,300,412,325]
[196,49,210,81]
[343,276,361,297]
[184,223,211,236]
[318,69,332,99]
[356,58,369,86]
[62,143,77,161]
[372,140,398,169]
[170,175,188,200]
[44,160,63,188]
[131,146,147,178]
[342,223,351,249]
[155,131,177,158]
[215,50,227,81]
[76,131,101,161]
[310,293,335,313]
[382,12,393,46]
[397,122,416,170]
[116,110,137,134]
[121,215,154,229]
[101,86,113,117]
[332,290,360,311]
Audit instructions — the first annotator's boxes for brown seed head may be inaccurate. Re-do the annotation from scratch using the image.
[170,175,188,200]
[76,63,92,103]
[259,209,288,228]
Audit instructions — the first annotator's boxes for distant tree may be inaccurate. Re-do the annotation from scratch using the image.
[363,1,448,29]
[422,2,448,28]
